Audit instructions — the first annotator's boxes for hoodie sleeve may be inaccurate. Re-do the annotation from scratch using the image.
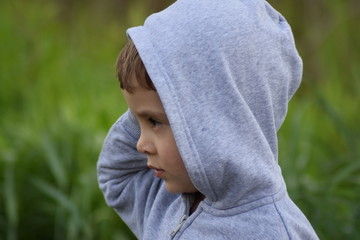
[97,109,163,237]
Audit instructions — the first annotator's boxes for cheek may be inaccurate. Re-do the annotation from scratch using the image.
[160,141,185,168]
[162,143,182,162]
[158,128,188,172]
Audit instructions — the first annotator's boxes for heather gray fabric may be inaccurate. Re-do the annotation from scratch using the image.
[97,0,319,239]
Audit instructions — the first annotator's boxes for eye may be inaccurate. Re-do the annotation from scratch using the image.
[148,118,161,128]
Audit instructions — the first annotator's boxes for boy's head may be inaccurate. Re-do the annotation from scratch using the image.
[116,40,197,194]
[111,0,303,208]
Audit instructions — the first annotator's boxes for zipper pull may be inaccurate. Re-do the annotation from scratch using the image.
[170,214,188,238]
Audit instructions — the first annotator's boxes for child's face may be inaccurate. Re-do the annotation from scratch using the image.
[123,80,197,194]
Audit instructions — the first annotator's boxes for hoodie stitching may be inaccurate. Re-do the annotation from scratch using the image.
[273,196,291,240]
[201,178,287,217]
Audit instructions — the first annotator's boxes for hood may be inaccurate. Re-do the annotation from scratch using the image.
[127,0,302,209]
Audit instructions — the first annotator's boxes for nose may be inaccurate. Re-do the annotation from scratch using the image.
[136,131,155,155]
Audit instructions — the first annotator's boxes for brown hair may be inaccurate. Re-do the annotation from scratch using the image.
[116,40,155,93]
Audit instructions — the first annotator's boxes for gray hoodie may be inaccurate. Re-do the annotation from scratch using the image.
[97,0,319,239]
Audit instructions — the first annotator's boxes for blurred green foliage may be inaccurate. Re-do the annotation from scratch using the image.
[0,0,359,239]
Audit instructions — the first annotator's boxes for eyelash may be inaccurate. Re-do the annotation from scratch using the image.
[148,118,161,127]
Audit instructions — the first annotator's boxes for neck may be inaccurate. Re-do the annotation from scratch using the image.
[190,192,205,215]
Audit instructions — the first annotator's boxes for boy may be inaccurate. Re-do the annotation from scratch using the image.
[97,0,319,239]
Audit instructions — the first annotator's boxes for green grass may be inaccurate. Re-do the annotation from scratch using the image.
[0,1,134,239]
[0,0,359,239]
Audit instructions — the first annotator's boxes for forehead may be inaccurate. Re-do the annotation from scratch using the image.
[123,86,166,118]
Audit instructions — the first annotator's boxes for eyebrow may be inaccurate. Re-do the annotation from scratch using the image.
[133,110,168,120]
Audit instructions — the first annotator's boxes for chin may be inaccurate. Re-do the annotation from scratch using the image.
[164,185,181,194]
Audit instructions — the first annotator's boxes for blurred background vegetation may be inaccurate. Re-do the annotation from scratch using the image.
[0,0,359,239]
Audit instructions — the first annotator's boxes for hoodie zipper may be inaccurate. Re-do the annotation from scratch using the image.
[170,214,188,238]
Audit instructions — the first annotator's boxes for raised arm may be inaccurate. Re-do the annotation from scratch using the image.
[97,110,164,237]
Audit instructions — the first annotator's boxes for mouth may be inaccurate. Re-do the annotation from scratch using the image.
[148,164,165,178]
